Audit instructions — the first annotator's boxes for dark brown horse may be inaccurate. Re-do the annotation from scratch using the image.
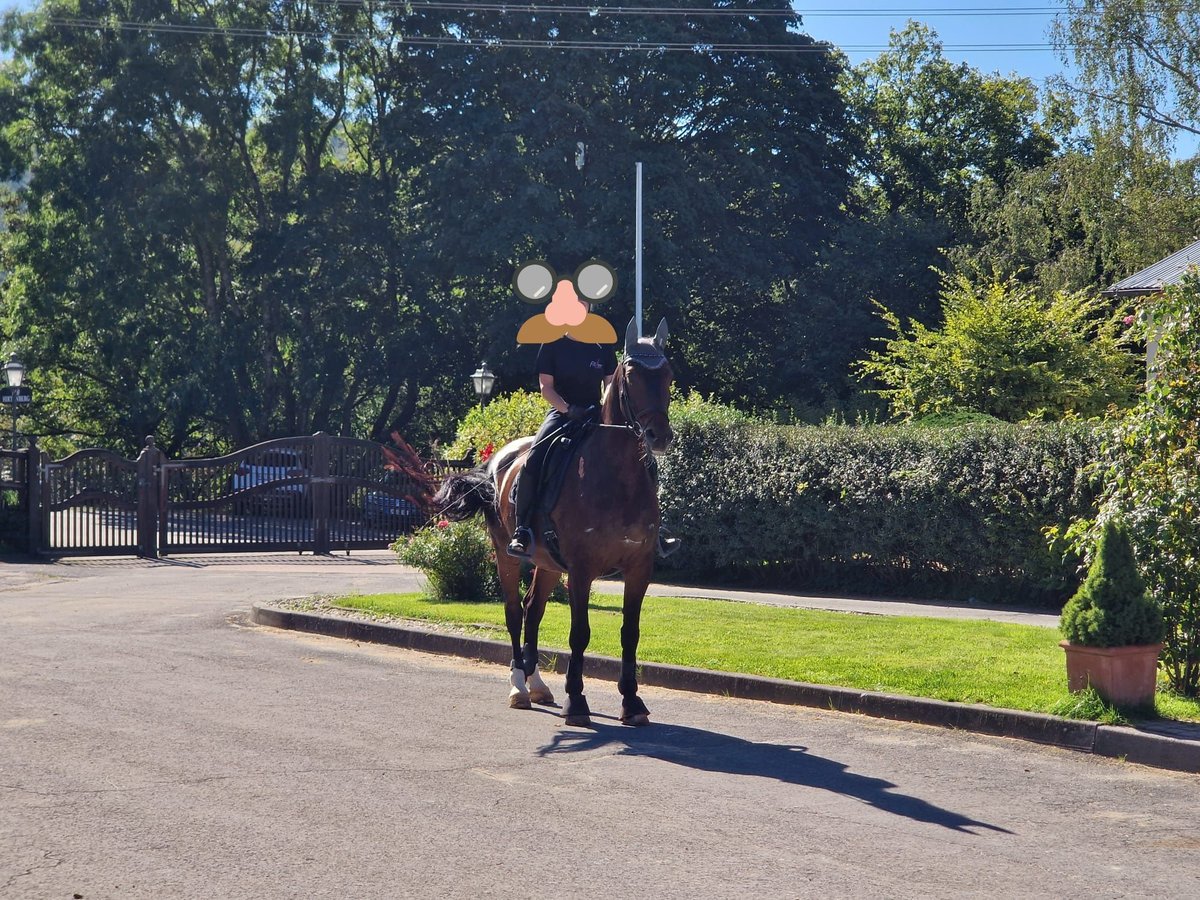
[434,318,674,726]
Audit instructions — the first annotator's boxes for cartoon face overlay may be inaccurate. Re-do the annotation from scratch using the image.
[513,259,619,345]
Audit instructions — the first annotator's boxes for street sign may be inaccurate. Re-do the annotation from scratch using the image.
[1,386,32,405]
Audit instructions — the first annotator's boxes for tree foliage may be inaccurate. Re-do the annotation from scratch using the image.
[1077,274,1200,695]
[0,0,856,451]
[1056,0,1200,144]
[857,271,1138,422]
[1060,520,1164,648]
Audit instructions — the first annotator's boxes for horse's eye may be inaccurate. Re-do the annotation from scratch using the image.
[513,261,556,304]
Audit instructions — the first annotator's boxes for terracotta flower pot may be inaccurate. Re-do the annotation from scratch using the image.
[1060,640,1162,707]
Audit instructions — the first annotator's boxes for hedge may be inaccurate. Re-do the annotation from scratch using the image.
[655,420,1103,606]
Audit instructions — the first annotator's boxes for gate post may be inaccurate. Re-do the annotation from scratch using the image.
[312,431,331,554]
[136,436,161,559]
[25,438,42,555]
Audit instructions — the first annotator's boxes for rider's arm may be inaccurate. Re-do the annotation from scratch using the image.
[540,373,571,414]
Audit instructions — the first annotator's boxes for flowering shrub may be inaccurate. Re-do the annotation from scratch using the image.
[393,519,499,603]
[447,390,549,459]
[1068,274,1200,695]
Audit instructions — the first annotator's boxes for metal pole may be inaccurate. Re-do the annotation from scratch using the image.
[635,161,643,338]
[10,407,16,451]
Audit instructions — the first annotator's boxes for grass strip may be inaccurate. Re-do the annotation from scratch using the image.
[333,592,1200,723]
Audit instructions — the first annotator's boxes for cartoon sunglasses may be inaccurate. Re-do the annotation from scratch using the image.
[512,259,617,305]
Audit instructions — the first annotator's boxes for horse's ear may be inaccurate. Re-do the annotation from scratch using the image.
[625,318,639,356]
[653,318,669,350]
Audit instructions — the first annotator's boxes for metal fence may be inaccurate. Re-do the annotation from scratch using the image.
[4,433,470,558]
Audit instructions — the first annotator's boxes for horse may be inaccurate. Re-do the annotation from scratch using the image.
[433,318,674,727]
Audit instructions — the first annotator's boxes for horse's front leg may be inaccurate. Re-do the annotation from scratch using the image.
[563,571,594,727]
[618,558,652,726]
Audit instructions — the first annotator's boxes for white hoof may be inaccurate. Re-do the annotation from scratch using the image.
[509,668,531,710]
[527,666,556,706]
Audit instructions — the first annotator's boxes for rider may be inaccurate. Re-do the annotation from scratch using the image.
[507,326,617,558]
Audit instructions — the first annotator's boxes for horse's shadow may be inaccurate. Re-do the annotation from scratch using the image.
[536,718,1011,835]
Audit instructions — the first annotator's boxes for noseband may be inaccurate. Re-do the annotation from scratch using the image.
[613,360,670,464]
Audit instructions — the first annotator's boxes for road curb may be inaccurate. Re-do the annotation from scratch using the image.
[250,604,1200,775]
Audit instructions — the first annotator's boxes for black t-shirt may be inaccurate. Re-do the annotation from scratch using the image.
[536,338,618,407]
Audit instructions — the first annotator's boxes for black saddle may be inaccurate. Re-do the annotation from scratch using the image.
[511,418,595,567]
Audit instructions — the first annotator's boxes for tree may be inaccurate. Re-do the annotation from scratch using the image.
[953,128,1200,299]
[856,271,1138,422]
[1056,0,1200,146]
[791,23,1058,413]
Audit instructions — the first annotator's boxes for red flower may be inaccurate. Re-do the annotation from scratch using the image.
[481,442,495,462]
[437,519,450,529]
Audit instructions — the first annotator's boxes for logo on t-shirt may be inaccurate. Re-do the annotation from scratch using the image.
[589,360,602,370]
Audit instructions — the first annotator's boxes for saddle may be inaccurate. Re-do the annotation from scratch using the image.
[511,418,595,566]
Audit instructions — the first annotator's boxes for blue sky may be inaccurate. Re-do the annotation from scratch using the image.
[795,1,1070,85]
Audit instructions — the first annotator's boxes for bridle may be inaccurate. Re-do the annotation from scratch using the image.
[607,359,671,467]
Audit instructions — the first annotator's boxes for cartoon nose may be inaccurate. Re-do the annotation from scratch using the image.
[545,279,588,327]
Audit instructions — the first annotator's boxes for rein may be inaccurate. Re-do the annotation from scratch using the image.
[600,361,669,470]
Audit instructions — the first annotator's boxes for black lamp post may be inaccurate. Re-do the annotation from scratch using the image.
[2,356,30,450]
[470,362,496,407]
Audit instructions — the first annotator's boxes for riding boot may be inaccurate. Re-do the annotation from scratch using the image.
[507,463,538,558]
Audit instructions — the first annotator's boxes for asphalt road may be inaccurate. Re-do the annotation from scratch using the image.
[3,557,1199,899]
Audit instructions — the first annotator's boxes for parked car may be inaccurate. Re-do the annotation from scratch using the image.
[230,449,309,514]
[362,476,422,530]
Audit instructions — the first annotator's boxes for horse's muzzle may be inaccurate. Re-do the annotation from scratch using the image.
[644,425,674,455]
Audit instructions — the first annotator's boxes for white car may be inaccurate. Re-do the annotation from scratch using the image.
[230,449,308,514]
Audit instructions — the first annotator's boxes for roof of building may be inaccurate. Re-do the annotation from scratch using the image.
[1103,238,1200,296]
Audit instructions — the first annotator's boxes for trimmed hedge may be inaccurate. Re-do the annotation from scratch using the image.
[656,420,1103,606]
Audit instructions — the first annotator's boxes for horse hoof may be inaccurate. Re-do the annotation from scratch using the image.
[563,714,593,727]
[562,695,591,726]
[508,691,532,710]
[529,688,556,706]
[621,713,651,726]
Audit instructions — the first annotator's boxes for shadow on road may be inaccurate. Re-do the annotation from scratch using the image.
[537,720,1012,835]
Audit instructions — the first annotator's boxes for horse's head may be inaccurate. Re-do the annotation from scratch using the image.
[613,317,675,454]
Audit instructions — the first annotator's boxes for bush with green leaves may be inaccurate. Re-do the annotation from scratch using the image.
[447,390,550,460]
[1059,520,1164,647]
[857,271,1138,422]
[393,520,499,603]
[1069,274,1200,694]
[656,418,1102,604]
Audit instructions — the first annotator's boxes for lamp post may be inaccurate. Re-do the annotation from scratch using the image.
[2,356,30,450]
[470,361,496,408]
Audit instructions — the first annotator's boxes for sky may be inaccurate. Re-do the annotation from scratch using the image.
[794,1,1071,84]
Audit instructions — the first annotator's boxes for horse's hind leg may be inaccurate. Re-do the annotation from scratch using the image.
[497,551,533,710]
[618,559,653,726]
[522,568,559,706]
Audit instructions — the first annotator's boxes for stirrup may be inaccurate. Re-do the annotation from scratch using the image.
[656,527,681,559]
[507,527,534,559]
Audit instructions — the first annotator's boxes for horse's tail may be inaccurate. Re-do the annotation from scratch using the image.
[431,465,497,523]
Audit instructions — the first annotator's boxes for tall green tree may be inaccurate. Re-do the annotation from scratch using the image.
[1056,0,1200,145]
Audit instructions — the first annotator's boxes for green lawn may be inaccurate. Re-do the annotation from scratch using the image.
[333,592,1200,724]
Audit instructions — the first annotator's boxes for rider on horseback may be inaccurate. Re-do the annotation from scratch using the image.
[507,333,616,558]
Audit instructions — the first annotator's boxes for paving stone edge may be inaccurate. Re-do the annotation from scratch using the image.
[250,604,1199,775]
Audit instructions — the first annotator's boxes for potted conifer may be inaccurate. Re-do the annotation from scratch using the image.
[1059,520,1165,707]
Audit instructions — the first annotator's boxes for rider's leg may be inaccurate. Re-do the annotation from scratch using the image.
[508,411,567,557]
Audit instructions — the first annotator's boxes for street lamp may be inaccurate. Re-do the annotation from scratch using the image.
[2,355,30,450]
[470,361,496,407]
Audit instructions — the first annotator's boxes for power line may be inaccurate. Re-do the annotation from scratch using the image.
[317,1,1064,16]
[45,16,1060,52]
